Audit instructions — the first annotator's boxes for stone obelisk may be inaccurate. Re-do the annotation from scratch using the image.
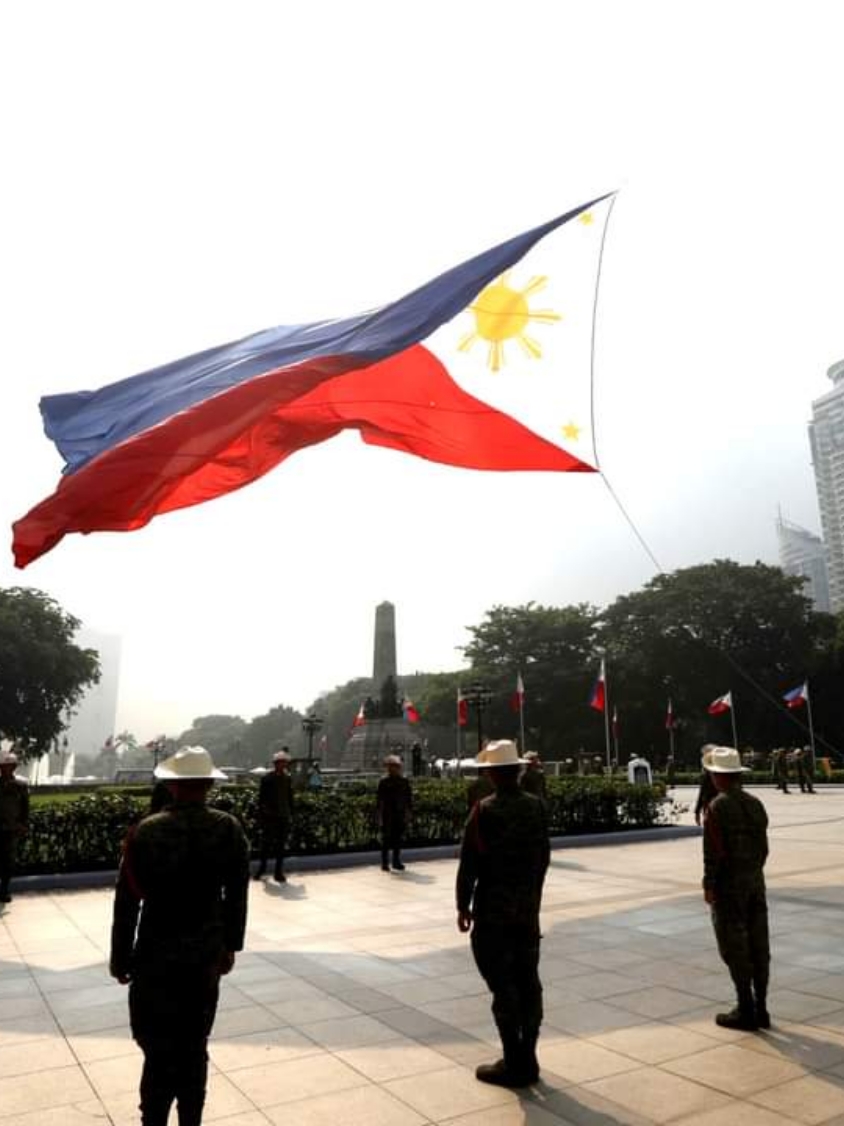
[342,601,412,770]
[373,601,397,686]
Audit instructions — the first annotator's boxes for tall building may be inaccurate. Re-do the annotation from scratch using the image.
[776,514,831,613]
[64,627,121,766]
[809,360,844,613]
[25,626,121,782]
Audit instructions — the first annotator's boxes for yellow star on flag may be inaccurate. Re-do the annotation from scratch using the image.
[562,422,582,441]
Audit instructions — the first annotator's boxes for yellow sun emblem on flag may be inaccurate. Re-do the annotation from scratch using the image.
[458,272,561,372]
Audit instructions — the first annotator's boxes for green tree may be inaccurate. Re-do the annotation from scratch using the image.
[462,602,602,756]
[0,586,100,759]
[601,560,836,764]
[177,715,249,765]
[243,705,302,767]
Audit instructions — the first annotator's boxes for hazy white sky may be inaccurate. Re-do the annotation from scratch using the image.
[2,1,842,740]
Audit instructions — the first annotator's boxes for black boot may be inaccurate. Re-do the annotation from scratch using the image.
[274,862,286,883]
[521,1025,540,1083]
[754,974,770,1030]
[391,850,405,872]
[253,861,266,881]
[716,986,757,1031]
[0,882,10,904]
[476,1025,530,1087]
[381,850,390,872]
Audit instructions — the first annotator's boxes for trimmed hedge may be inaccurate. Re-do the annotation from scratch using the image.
[659,771,844,786]
[15,777,677,876]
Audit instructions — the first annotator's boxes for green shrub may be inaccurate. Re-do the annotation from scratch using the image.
[17,777,674,875]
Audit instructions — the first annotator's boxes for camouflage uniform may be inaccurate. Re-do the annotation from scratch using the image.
[795,750,815,793]
[703,787,770,1027]
[256,769,294,880]
[377,773,412,870]
[456,782,550,1081]
[772,749,790,793]
[110,801,249,1126]
[0,774,29,903]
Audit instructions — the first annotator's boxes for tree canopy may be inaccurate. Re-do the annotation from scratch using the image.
[0,586,101,759]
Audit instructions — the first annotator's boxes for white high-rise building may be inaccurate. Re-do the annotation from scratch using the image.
[809,361,844,614]
[25,626,121,783]
[63,628,121,769]
[776,514,831,613]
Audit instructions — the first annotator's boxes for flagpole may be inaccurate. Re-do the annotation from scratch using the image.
[603,659,612,774]
[456,690,462,770]
[805,681,817,773]
[729,695,739,752]
[668,706,675,764]
[518,672,526,755]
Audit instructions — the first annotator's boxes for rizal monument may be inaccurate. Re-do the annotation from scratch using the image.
[340,601,422,770]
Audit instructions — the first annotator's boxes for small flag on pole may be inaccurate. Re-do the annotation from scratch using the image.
[611,705,619,739]
[783,682,808,709]
[510,672,525,714]
[589,660,606,712]
[665,699,675,730]
[457,688,469,727]
[352,703,366,727]
[708,691,732,716]
[403,698,421,724]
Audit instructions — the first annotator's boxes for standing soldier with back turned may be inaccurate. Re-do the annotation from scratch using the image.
[377,754,413,871]
[110,746,249,1126]
[0,750,29,904]
[256,748,295,882]
[702,745,770,1031]
[457,739,550,1088]
[520,751,548,803]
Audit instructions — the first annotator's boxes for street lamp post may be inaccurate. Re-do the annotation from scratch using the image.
[302,712,323,765]
[463,681,493,761]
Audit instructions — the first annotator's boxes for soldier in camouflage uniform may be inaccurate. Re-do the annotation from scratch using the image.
[457,739,550,1088]
[519,751,548,803]
[702,745,770,1031]
[377,754,413,871]
[255,747,295,881]
[0,750,29,904]
[110,747,249,1126]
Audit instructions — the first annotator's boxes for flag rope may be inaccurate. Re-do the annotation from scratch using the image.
[596,471,837,754]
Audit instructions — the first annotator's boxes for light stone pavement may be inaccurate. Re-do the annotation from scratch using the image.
[2,786,844,1125]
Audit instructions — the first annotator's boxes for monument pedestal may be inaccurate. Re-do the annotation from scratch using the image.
[341,719,417,771]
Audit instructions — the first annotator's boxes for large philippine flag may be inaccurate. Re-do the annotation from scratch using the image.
[12,193,614,567]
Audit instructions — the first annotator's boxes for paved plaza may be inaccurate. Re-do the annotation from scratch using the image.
[2,786,844,1125]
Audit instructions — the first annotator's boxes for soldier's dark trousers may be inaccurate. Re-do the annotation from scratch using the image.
[0,832,17,900]
[130,963,221,1126]
[711,885,770,1009]
[381,818,405,869]
[257,819,289,879]
[472,923,543,1070]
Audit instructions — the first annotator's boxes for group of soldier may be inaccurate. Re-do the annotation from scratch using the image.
[0,735,774,1123]
[770,746,815,793]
